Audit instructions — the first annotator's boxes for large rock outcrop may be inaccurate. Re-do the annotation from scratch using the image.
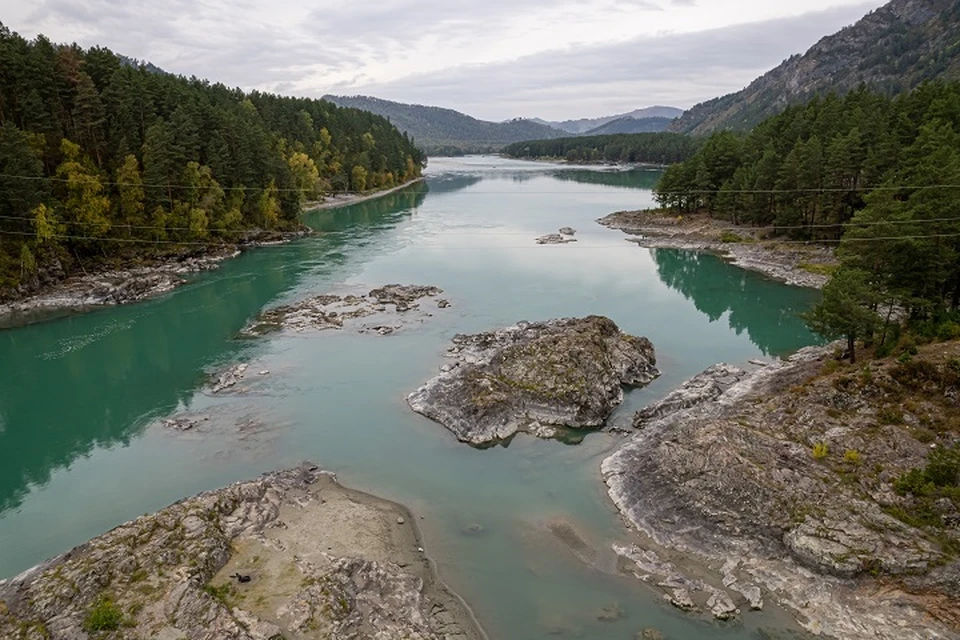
[0,465,483,640]
[603,344,960,639]
[408,316,659,445]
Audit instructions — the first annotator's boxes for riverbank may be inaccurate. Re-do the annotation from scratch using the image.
[0,180,426,328]
[599,209,836,289]
[304,177,425,211]
[0,464,486,640]
[603,343,960,639]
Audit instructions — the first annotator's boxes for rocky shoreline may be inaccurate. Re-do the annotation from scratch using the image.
[0,464,485,640]
[303,177,424,211]
[603,344,960,639]
[0,229,312,328]
[598,210,836,289]
[407,316,659,445]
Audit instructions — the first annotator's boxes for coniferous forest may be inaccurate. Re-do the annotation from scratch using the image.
[501,132,701,165]
[0,24,424,297]
[654,82,960,348]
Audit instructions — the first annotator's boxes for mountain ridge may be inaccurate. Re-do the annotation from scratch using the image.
[323,95,567,154]
[671,0,960,135]
[535,106,683,134]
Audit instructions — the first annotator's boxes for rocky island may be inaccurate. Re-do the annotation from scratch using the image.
[604,343,960,639]
[408,316,659,445]
[0,464,484,640]
[241,284,449,337]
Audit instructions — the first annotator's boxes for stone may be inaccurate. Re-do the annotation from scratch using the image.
[397,516,405,525]
[407,316,659,445]
[596,602,624,621]
[638,629,664,640]
[559,227,577,236]
[536,233,577,245]
[666,588,695,611]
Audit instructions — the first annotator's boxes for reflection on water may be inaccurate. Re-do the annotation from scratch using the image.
[0,156,821,640]
[651,249,822,356]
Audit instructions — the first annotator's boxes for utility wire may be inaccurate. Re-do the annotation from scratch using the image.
[3,171,960,195]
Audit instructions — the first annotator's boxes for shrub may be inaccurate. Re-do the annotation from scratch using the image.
[812,442,830,460]
[844,450,863,465]
[719,231,743,243]
[82,597,124,632]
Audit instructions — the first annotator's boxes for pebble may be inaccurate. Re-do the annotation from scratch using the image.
[397,516,405,525]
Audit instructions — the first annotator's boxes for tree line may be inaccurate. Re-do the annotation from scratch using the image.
[0,23,425,297]
[502,133,701,165]
[653,82,960,360]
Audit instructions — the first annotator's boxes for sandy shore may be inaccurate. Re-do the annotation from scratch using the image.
[304,177,425,211]
[599,209,836,289]
[0,464,486,640]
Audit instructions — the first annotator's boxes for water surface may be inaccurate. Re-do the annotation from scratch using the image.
[0,156,820,639]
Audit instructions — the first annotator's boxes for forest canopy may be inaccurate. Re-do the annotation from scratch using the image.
[501,132,701,165]
[654,81,960,354]
[0,23,424,297]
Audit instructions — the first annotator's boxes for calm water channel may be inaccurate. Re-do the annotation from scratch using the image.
[0,156,821,639]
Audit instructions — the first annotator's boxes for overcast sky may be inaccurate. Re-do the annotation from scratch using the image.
[5,0,887,121]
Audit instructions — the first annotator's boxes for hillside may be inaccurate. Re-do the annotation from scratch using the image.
[0,24,424,299]
[582,116,674,135]
[672,0,960,135]
[323,95,567,154]
[537,106,682,134]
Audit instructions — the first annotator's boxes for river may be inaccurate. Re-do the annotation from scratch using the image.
[0,156,820,639]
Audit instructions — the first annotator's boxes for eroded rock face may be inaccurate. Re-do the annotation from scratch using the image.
[242,284,446,336]
[604,345,960,639]
[0,465,483,640]
[408,316,659,445]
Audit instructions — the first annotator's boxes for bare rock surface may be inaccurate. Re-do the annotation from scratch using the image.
[241,284,446,336]
[603,343,960,639]
[536,233,577,245]
[598,210,835,289]
[0,464,484,640]
[408,316,659,445]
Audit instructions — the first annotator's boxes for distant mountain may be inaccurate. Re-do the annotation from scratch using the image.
[537,106,683,134]
[323,95,567,154]
[672,0,960,135]
[116,54,167,76]
[582,116,675,135]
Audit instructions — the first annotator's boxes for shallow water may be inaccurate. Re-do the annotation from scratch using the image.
[0,156,821,639]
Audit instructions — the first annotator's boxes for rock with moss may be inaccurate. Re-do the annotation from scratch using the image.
[0,464,483,640]
[604,344,960,639]
[407,316,659,445]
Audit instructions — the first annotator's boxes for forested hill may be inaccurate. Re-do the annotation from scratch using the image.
[672,0,960,135]
[0,24,424,298]
[582,116,675,136]
[501,133,700,164]
[534,106,683,134]
[323,95,567,154]
[657,81,960,328]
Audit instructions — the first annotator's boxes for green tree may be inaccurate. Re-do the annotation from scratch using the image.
[805,268,881,363]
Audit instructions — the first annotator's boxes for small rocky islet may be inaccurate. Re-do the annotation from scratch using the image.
[0,465,483,640]
[241,284,449,337]
[407,315,660,445]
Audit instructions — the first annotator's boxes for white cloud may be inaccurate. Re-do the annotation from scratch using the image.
[4,0,887,120]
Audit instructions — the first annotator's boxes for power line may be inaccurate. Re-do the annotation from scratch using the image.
[2,228,960,248]
[4,170,960,196]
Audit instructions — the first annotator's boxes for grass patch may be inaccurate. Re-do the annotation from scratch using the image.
[82,596,124,632]
[799,262,838,277]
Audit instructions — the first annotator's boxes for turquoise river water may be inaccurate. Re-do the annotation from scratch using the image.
[0,156,821,639]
